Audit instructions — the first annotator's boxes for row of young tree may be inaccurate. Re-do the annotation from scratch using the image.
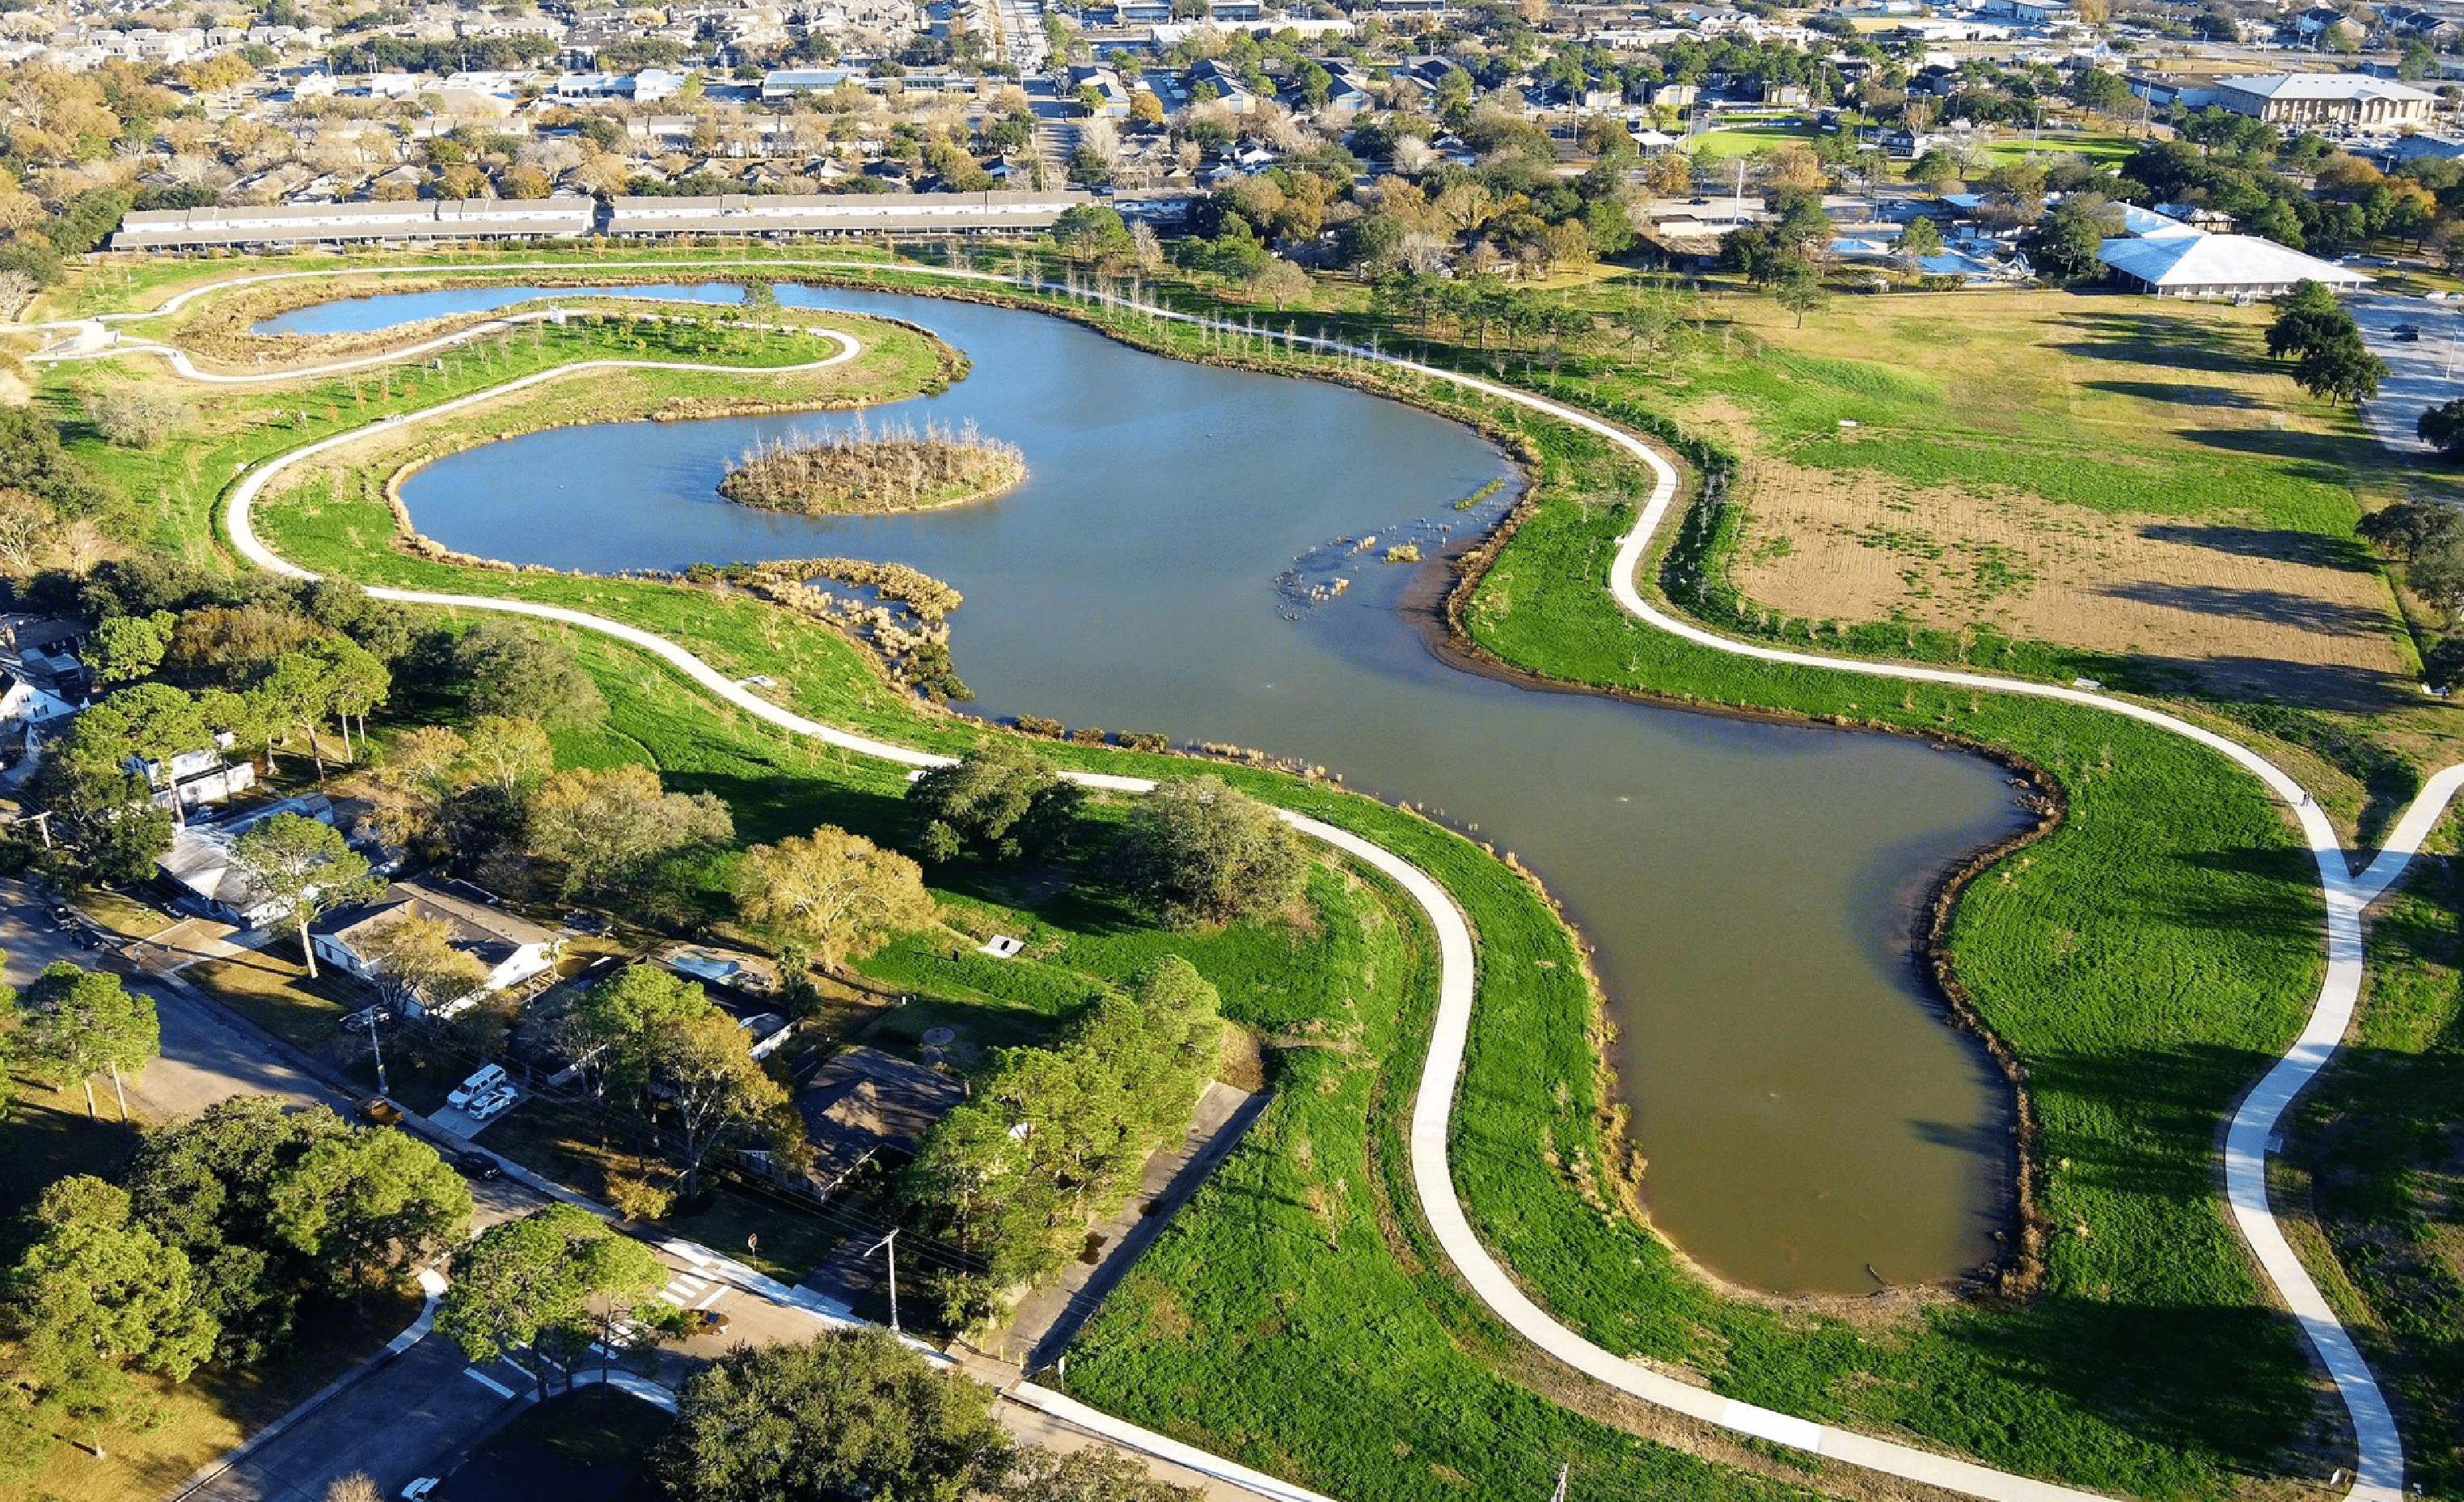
[0,1095,471,1469]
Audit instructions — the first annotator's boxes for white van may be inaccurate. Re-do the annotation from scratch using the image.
[447,1064,508,1111]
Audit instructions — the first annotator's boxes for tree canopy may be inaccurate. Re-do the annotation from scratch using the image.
[437,1203,666,1401]
[228,813,377,977]
[1113,777,1308,929]
[907,958,1222,1311]
[653,1329,1013,1502]
[735,825,933,969]
[907,742,1085,864]
[2419,399,2464,462]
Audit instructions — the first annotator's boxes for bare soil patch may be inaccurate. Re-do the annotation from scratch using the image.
[1726,455,2415,704]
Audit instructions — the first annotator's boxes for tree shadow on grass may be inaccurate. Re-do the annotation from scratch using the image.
[1931,1292,2318,1476]
[2172,425,2371,485]
[1931,1039,2328,1468]
[2098,582,2394,638]
[2136,523,2380,573]
[660,768,915,849]
[2085,379,2266,409]
[2125,654,2415,716]
[2055,313,2275,379]
[2166,844,2341,930]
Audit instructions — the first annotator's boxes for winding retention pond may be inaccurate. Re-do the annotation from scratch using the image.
[273,281,2033,1297]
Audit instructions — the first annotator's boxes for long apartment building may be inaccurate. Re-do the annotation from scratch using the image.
[111,188,1095,252]
[602,188,1090,237]
[111,197,598,251]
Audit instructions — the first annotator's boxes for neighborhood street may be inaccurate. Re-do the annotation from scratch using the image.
[0,878,344,1123]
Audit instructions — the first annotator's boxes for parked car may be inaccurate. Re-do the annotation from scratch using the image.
[337,1007,393,1032]
[467,1085,518,1123]
[358,1097,403,1126]
[451,1149,502,1181]
[446,1064,509,1111]
[687,1308,733,1336]
[2393,324,2422,342]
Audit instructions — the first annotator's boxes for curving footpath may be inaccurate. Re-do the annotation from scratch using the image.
[47,264,2449,1502]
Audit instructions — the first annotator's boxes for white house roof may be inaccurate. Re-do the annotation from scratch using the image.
[2094,233,2371,289]
[2221,73,2437,105]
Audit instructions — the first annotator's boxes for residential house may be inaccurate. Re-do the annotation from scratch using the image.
[784,1047,966,1196]
[311,880,560,1018]
[157,794,336,927]
[134,734,257,814]
[0,672,77,731]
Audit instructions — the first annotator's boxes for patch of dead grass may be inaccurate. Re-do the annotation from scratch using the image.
[1725,455,2412,700]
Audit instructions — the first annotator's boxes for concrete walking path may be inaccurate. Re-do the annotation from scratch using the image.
[78,261,2447,1502]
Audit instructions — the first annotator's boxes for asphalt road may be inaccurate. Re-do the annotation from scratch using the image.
[2352,290,2464,456]
[0,878,343,1124]
[183,1336,532,1502]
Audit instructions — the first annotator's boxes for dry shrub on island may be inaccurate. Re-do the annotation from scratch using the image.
[717,414,1025,515]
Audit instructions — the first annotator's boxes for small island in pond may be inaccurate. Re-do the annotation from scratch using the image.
[717,417,1025,514]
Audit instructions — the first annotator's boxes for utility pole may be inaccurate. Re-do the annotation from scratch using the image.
[367,1005,389,1097]
[868,1229,901,1334]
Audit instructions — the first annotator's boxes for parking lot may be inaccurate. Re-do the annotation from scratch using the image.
[2352,292,2464,456]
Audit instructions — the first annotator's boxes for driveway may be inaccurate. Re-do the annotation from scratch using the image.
[2352,292,2464,457]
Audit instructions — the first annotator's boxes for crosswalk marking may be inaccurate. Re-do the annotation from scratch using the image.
[463,1366,516,1398]
[655,1269,724,1309]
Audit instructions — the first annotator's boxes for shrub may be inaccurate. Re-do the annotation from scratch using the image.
[1113,776,1308,929]
[904,741,1084,864]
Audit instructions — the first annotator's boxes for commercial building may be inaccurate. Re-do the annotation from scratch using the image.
[2094,232,2372,298]
[2213,73,2437,128]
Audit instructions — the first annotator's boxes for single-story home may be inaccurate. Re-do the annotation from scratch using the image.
[2094,233,2373,298]
[788,1047,966,1196]
[311,880,559,1018]
[157,795,336,926]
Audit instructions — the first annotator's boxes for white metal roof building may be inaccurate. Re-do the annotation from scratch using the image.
[604,189,1091,238]
[111,197,598,251]
[2094,233,2372,298]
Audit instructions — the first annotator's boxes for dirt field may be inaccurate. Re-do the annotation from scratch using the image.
[1726,455,2416,701]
